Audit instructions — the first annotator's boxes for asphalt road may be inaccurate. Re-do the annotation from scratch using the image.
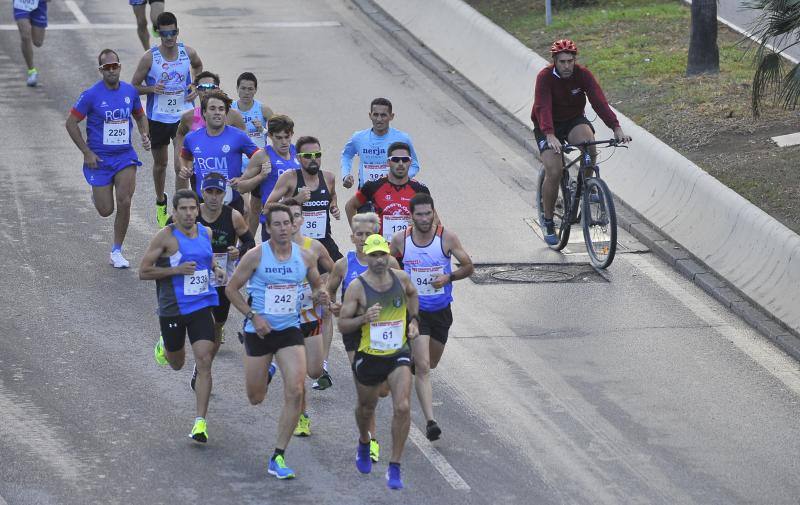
[1,1,800,504]
[710,0,800,62]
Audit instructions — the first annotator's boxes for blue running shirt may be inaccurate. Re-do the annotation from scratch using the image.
[340,127,420,188]
[71,80,144,157]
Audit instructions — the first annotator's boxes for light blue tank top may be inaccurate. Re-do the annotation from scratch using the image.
[233,99,267,166]
[245,242,307,332]
[145,43,193,123]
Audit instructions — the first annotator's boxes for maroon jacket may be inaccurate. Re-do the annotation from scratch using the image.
[531,64,620,135]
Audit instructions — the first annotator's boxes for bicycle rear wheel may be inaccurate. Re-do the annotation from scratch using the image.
[581,177,617,269]
[537,170,572,250]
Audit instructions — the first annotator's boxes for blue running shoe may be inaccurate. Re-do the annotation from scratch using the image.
[268,455,295,479]
[386,463,403,490]
[268,361,277,385]
[356,441,372,474]
[540,217,558,246]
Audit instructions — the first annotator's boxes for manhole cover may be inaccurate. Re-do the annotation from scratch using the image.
[470,263,607,284]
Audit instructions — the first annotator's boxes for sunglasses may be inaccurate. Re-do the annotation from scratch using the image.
[298,151,322,160]
[196,83,218,90]
[158,29,178,38]
[388,156,411,163]
[98,62,121,71]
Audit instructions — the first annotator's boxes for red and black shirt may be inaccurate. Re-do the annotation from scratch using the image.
[355,177,430,238]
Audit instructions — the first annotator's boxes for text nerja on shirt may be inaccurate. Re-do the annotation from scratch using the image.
[340,127,421,188]
[70,81,144,156]
[259,145,300,224]
[245,242,307,332]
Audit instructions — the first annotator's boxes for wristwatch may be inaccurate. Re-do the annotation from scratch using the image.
[245,310,255,320]
[409,314,420,325]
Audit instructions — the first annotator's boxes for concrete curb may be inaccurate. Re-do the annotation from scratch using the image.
[351,0,800,359]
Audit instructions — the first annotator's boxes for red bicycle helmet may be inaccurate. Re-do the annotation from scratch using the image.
[550,39,578,55]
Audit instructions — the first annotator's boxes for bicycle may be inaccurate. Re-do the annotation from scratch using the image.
[536,138,626,269]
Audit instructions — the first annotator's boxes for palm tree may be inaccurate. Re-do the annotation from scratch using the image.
[747,0,800,117]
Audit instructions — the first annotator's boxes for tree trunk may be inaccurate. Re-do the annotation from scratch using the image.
[687,0,720,76]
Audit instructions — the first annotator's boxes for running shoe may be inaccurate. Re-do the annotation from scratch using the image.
[156,193,169,227]
[426,420,442,441]
[540,217,558,246]
[311,370,333,390]
[109,250,130,269]
[268,455,295,479]
[190,364,197,391]
[386,463,403,490]
[151,25,159,38]
[293,413,311,437]
[267,361,277,385]
[356,441,372,474]
[189,417,208,443]
[370,439,380,462]
[26,68,38,87]
[219,327,225,344]
[154,336,168,366]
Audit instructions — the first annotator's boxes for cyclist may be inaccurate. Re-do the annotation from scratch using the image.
[531,39,630,245]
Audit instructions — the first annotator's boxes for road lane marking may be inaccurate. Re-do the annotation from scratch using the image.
[64,0,90,25]
[625,254,800,394]
[0,23,136,30]
[408,424,470,491]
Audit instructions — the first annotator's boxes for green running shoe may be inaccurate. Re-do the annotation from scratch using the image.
[293,413,311,437]
[154,336,168,366]
[268,454,295,479]
[370,439,380,462]
[190,417,208,443]
[156,193,169,227]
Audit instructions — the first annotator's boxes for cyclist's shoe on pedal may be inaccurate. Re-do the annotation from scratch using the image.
[190,364,197,391]
[540,217,558,246]
[312,370,333,390]
[154,336,168,366]
[370,439,380,462]
[156,193,169,227]
[190,417,208,443]
[268,455,295,479]
[426,420,442,441]
[386,463,404,490]
[356,441,372,473]
[293,413,311,437]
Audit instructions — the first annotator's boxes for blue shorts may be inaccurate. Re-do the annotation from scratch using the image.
[129,0,164,5]
[83,150,141,187]
[13,1,48,27]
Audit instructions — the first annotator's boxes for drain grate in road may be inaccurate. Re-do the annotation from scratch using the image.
[469,263,608,284]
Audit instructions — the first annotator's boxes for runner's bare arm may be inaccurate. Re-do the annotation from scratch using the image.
[231,209,256,260]
[445,231,474,281]
[303,249,330,307]
[262,104,274,122]
[398,271,420,340]
[327,172,341,220]
[228,109,246,131]
[225,246,260,314]
[326,258,347,314]
[131,51,155,95]
[133,111,150,150]
[338,279,369,334]
[389,230,405,259]
[139,229,192,280]
[235,149,269,193]
[312,240,336,273]
[344,194,360,231]
[265,171,295,204]
[187,46,203,79]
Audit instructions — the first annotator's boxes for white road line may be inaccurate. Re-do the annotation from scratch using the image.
[0,23,136,30]
[64,0,90,25]
[625,254,800,394]
[0,494,8,505]
[206,21,342,29]
[0,21,341,31]
[408,424,471,491]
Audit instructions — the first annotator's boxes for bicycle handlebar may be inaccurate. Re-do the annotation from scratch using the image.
[562,138,628,153]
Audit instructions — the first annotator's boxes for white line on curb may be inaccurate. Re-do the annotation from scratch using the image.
[64,0,90,25]
[408,424,471,491]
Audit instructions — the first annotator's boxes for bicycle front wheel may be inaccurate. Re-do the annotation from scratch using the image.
[537,170,571,250]
[581,178,617,269]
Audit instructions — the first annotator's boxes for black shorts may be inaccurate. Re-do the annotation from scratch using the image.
[301,320,320,338]
[352,350,412,386]
[159,306,215,352]
[419,305,453,345]
[533,115,595,153]
[212,286,231,323]
[343,331,360,353]
[243,326,303,357]
[318,236,343,263]
[148,118,179,149]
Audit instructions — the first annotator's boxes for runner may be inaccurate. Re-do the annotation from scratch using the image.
[129,0,165,51]
[178,90,267,217]
[327,212,400,462]
[237,114,299,240]
[283,198,335,437]
[13,0,48,86]
[389,193,473,441]
[344,142,431,241]
[138,189,226,444]
[186,173,254,390]
[131,11,203,227]
[265,136,343,262]
[65,49,151,268]
[341,98,420,192]
[338,234,419,490]
[231,72,274,236]
[225,203,329,480]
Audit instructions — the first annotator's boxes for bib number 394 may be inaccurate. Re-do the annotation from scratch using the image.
[265,283,297,315]
[184,269,209,295]
[369,320,404,351]
[14,0,39,12]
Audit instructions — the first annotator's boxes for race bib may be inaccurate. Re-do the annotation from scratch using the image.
[223,184,233,205]
[14,0,39,12]
[155,89,185,116]
[411,266,445,296]
[382,214,410,241]
[264,283,297,315]
[298,281,314,312]
[364,163,388,182]
[209,253,234,287]
[302,210,327,239]
[248,130,264,143]
[183,269,209,295]
[369,320,404,351]
[103,119,130,146]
